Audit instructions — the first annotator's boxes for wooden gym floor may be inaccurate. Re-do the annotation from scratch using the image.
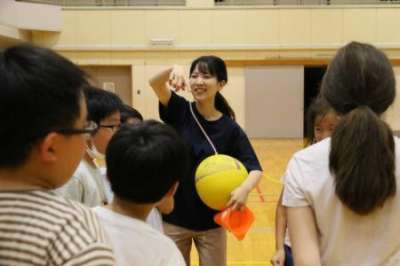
[191,139,305,266]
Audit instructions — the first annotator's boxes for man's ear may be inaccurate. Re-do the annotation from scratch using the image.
[37,133,59,164]
[165,182,179,197]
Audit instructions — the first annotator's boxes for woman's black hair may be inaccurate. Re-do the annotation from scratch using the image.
[189,55,235,120]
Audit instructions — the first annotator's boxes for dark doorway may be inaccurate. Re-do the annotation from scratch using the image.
[304,66,327,138]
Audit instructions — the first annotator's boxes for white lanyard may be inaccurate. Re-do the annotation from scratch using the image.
[189,102,218,155]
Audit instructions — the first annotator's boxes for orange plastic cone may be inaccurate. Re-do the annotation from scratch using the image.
[214,206,255,240]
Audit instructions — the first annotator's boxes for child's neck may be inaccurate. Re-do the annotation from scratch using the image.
[195,101,222,121]
[108,197,154,221]
[0,167,52,191]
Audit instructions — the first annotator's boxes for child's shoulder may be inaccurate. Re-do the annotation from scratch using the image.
[291,138,331,169]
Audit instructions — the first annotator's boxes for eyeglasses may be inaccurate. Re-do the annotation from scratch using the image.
[56,121,98,138]
[99,124,120,133]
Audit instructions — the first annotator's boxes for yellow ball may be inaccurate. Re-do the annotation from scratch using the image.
[195,154,248,210]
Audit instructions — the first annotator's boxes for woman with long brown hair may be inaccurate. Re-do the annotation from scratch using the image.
[283,42,399,265]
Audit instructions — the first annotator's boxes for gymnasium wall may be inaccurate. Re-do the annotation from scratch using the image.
[30,4,400,133]
[0,0,61,46]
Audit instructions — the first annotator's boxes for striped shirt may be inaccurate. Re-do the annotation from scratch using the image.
[0,190,115,266]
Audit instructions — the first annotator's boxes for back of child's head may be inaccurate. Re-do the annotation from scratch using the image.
[106,120,188,203]
[0,44,87,168]
[120,104,143,124]
[306,97,338,145]
[321,41,396,215]
[189,55,235,120]
[84,86,123,125]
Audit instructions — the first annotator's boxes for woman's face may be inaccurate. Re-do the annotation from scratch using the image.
[189,64,224,103]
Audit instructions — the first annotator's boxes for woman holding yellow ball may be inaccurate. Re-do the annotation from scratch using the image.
[149,55,262,266]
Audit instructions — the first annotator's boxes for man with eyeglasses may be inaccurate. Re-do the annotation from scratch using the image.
[0,44,115,265]
[57,86,123,207]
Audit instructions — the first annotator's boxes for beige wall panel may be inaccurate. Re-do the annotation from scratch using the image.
[57,51,76,59]
[343,9,376,44]
[144,51,182,64]
[111,52,145,65]
[73,51,112,65]
[377,9,400,44]
[311,9,342,46]
[32,11,74,47]
[211,10,246,45]
[145,10,180,44]
[56,51,77,63]
[111,11,146,46]
[245,10,279,45]
[279,9,311,46]
[246,51,280,60]
[384,66,400,131]
[311,50,336,59]
[186,0,214,7]
[179,51,247,63]
[384,50,400,59]
[75,11,111,46]
[31,31,61,47]
[209,51,248,60]
[55,11,76,46]
[31,31,43,44]
[279,50,312,58]
[143,65,170,120]
[132,64,147,118]
[179,51,211,64]
[180,10,212,45]
[223,67,245,128]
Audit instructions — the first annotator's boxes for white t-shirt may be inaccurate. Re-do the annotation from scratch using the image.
[283,137,400,266]
[93,207,185,266]
[56,159,108,207]
[147,208,164,233]
[280,175,291,248]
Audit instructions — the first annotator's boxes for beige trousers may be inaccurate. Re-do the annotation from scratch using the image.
[163,222,227,266]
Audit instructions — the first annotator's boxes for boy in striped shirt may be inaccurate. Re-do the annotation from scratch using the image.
[0,44,115,265]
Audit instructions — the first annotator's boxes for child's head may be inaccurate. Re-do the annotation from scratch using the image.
[0,44,91,187]
[322,42,395,116]
[106,120,188,204]
[84,87,123,155]
[189,55,235,120]
[120,104,143,125]
[321,41,396,214]
[307,97,340,144]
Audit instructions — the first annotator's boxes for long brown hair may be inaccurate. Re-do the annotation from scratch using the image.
[321,42,396,214]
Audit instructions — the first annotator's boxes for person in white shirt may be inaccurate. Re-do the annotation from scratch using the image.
[118,104,174,233]
[0,44,115,265]
[94,120,188,266]
[283,42,400,266]
[271,97,340,266]
[57,87,122,206]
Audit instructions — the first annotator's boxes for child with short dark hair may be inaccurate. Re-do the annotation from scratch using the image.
[57,86,123,206]
[0,44,114,265]
[93,120,188,266]
[120,104,143,125]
